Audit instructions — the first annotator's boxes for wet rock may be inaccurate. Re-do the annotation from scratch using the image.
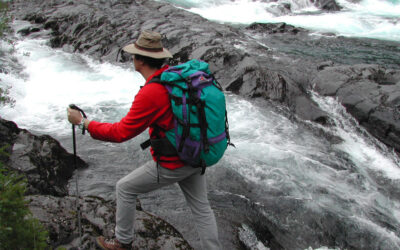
[0,119,19,161]
[246,22,307,35]
[17,26,41,36]
[28,195,192,249]
[311,0,342,11]
[312,65,400,151]
[0,118,87,196]
[206,164,400,250]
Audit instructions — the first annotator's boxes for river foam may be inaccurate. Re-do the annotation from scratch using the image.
[158,0,400,42]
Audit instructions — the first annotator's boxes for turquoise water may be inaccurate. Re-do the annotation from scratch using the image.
[158,0,400,42]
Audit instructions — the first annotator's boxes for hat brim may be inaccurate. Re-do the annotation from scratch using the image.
[122,44,173,59]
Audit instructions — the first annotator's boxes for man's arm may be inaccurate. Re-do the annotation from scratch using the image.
[67,84,169,143]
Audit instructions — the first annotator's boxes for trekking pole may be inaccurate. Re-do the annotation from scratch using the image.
[69,104,87,247]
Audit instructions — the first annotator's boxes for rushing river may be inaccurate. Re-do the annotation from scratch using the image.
[157,0,400,42]
[1,0,400,247]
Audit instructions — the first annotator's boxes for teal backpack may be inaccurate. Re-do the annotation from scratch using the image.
[141,59,232,174]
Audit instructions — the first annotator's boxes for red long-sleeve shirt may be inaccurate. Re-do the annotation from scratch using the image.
[87,65,184,169]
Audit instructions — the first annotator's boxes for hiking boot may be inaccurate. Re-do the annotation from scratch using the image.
[96,236,132,250]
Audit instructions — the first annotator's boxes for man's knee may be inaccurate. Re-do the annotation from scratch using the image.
[116,173,153,197]
[116,177,136,198]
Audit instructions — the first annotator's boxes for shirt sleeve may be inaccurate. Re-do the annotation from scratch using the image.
[87,84,165,143]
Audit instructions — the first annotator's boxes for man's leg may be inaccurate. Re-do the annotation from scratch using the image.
[115,161,164,244]
[114,162,202,244]
[178,172,221,250]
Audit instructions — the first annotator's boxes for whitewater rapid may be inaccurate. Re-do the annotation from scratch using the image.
[157,0,400,42]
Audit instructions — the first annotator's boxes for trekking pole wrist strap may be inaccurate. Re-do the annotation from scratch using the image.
[78,118,86,129]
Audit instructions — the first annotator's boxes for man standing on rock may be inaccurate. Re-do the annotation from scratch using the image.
[67,30,221,250]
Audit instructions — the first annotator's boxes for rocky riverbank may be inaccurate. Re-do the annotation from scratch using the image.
[3,0,400,249]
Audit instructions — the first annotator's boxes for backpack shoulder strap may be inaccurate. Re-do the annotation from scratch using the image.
[148,76,161,84]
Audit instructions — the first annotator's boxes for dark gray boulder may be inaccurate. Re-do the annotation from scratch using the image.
[0,118,87,196]
[311,0,343,11]
[312,64,400,151]
[246,22,307,35]
[28,195,192,249]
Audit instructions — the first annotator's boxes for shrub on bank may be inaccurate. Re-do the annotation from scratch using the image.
[0,146,49,249]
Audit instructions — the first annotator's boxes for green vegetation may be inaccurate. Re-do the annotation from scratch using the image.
[0,147,49,249]
[0,1,9,37]
[0,1,12,107]
[0,87,14,106]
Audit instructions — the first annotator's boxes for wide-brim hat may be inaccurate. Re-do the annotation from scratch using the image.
[122,30,172,59]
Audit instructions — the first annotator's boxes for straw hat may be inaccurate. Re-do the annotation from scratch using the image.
[122,30,172,59]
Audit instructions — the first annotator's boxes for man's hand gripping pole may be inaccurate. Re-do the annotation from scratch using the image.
[69,104,87,135]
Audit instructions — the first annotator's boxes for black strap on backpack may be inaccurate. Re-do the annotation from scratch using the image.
[140,124,178,183]
[140,125,177,156]
[185,76,209,154]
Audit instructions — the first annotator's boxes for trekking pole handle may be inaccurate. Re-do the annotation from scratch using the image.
[69,104,87,118]
[69,104,87,135]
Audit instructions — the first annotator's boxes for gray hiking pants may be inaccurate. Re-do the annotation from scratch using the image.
[115,161,221,250]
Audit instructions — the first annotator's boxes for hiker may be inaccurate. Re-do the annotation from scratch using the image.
[67,30,221,250]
